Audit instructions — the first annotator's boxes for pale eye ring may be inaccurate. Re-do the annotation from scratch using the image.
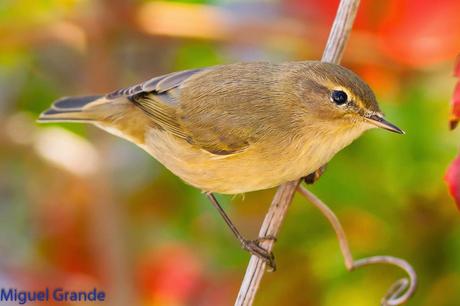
[331,90,348,105]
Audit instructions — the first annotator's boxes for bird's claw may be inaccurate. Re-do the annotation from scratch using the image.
[304,164,328,184]
[241,236,277,272]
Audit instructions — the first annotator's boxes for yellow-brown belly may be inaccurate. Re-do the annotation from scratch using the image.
[139,128,363,194]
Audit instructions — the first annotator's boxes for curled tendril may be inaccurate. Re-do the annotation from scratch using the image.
[297,185,417,306]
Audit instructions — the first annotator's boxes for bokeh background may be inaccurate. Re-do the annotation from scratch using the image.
[1,0,460,305]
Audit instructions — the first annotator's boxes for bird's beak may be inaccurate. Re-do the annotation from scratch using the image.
[364,114,405,134]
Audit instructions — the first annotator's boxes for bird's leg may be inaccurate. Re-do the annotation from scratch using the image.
[205,193,277,271]
[304,164,328,184]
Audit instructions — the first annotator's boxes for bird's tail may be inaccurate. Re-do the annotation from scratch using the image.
[38,95,105,123]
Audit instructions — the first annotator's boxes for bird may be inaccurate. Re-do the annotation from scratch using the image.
[39,61,403,269]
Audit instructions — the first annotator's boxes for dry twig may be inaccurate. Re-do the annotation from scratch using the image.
[297,186,417,306]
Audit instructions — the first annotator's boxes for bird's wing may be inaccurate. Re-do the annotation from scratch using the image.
[106,68,207,99]
[106,63,275,155]
[105,68,207,143]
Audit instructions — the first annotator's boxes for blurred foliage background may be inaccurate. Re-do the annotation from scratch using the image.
[1,0,460,305]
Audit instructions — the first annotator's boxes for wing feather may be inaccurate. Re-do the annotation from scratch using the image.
[106,68,206,100]
[104,63,281,156]
[105,68,208,143]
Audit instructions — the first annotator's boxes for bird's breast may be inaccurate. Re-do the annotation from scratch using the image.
[140,124,365,194]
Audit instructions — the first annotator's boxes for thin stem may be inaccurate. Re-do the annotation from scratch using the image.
[296,185,354,269]
[321,0,361,63]
[235,1,361,305]
[297,185,417,306]
[235,181,299,306]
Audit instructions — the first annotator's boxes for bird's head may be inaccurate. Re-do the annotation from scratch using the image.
[294,62,404,135]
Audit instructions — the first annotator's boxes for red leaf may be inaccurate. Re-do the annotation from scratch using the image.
[455,55,460,77]
[449,82,460,130]
[445,153,460,210]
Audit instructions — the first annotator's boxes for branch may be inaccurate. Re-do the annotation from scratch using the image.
[235,1,361,305]
[297,186,417,306]
[235,181,299,306]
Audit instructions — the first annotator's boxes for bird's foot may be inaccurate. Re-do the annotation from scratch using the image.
[304,164,328,184]
[240,235,277,272]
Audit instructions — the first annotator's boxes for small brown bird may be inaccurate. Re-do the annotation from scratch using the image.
[39,61,403,268]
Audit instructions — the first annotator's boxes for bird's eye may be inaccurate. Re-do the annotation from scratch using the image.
[331,90,348,105]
